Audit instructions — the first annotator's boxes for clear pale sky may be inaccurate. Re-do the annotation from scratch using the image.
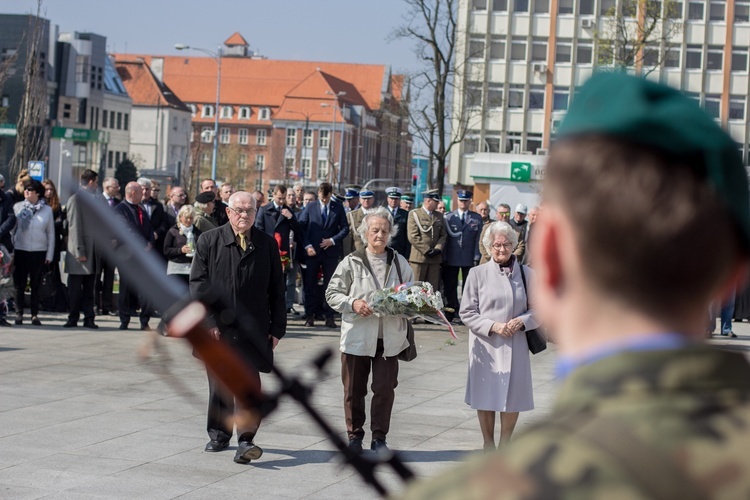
[2,0,420,74]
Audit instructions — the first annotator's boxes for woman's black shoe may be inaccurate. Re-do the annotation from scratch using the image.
[31,317,41,326]
[0,317,11,326]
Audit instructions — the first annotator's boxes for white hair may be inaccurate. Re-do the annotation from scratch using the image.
[357,207,398,245]
[228,191,257,212]
[136,177,152,189]
[482,221,518,254]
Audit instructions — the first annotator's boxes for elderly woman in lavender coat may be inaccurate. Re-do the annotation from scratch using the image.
[460,221,540,450]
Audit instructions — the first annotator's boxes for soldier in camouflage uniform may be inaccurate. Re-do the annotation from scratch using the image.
[402,72,750,499]
[407,190,447,291]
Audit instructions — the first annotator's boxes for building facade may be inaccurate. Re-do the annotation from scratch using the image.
[452,0,750,209]
[116,32,411,195]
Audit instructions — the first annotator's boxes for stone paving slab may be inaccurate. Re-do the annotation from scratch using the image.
[0,310,747,498]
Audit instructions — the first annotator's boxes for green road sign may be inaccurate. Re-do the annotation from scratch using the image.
[0,123,16,137]
[510,161,531,182]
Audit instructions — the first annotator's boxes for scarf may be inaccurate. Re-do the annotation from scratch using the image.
[18,199,45,231]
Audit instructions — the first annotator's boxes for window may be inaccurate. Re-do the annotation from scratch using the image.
[704,94,721,118]
[201,151,210,165]
[529,85,544,109]
[511,39,527,60]
[256,155,265,171]
[285,158,295,171]
[665,46,681,67]
[600,0,616,14]
[238,153,247,169]
[643,44,659,67]
[526,134,542,154]
[667,1,684,18]
[238,128,249,145]
[473,0,487,9]
[488,84,503,108]
[201,126,212,143]
[319,129,330,149]
[577,41,593,64]
[490,38,506,59]
[732,49,748,71]
[75,55,89,83]
[188,104,197,116]
[464,136,480,154]
[257,129,267,145]
[558,0,574,14]
[220,106,233,119]
[116,112,122,130]
[317,159,328,179]
[685,45,702,69]
[239,106,251,119]
[736,1,750,21]
[466,84,483,108]
[508,84,524,108]
[286,128,297,147]
[102,110,108,128]
[709,1,725,20]
[579,0,594,15]
[257,108,270,120]
[514,0,529,12]
[202,105,214,118]
[190,126,194,142]
[505,134,522,153]
[172,116,178,131]
[469,36,485,59]
[220,127,230,144]
[556,39,573,63]
[688,1,704,19]
[124,114,129,131]
[531,40,547,61]
[302,158,312,179]
[646,0,662,17]
[534,0,549,12]
[729,96,745,120]
[493,0,508,10]
[304,129,313,148]
[707,45,723,70]
[553,88,569,110]
[485,137,501,152]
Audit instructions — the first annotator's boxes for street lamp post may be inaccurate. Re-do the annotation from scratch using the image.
[323,90,346,191]
[175,43,222,181]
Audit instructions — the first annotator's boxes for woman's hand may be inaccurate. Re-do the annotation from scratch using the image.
[181,245,190,254]
[353,299,373,317]
[490,322,510,337]
[507,318,525,333]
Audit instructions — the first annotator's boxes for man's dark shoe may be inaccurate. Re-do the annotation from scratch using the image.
[140,323,151,331]
[371,439,389,453]
[325,318,337,329]
[118,323,129,330]
[0,317,11,327]
[304,317,315,327]
[721,331,738,338]
[233,441,263,464]
[348,438,363,455]
[83,320,99,330]
[63,320,77,328]
[287,307,301,316]
[315,314,325,321]
[31,316,41,326]
[204,440,229,452]
[107,310,119,316]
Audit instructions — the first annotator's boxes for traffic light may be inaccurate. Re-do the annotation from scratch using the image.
[412,175,417,187]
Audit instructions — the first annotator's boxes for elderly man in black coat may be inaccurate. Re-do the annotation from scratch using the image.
[190,190,286,464]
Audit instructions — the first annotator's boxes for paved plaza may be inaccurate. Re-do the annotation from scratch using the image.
[0,311,747,498]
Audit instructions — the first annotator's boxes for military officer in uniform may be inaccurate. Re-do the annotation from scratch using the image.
[442,190,482,323]
[407,190,446,290]
[402,72,750,500]
[343,189,376,255]
[400,193,414,212]
[384,186,410,258]
[344,187,360,213]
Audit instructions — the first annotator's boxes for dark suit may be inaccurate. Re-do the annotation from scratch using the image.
[442,210,483,321]
[190,224,286,444]
[256,201,300,310]
[298,200,349,319]
[385,206,410,258]
[212,199,229,226]
[144,198,169,261]
[96,195,120,314]
[114,200,155,328]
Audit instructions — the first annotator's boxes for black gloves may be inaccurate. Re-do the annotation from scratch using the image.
[426,248,441,257]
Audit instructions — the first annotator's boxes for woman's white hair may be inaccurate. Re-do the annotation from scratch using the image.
[177,204,195,221]
[357,207,398,245]
[482,221,518,254]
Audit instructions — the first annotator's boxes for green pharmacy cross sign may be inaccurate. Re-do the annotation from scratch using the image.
[510,161,531,182]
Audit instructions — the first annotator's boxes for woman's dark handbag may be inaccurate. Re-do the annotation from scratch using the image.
[518,264,547,355]
[393,254,417,362]
[39,265,57,300]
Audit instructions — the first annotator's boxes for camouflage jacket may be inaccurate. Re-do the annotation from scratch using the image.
[400,345,750,499]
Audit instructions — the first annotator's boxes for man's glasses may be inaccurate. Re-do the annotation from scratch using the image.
[228,207,255,217]
[498,211,511,216]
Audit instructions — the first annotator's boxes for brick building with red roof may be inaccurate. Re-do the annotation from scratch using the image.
[115,33,411,195]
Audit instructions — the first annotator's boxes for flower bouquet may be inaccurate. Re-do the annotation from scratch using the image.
[369,281,457,339]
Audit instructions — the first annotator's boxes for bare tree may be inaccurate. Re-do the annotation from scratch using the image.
[595,0,683,74]
[0,46,20,123]
[11,0,49,179]
[392,0,475,197]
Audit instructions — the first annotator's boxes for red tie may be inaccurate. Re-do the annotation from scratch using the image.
[136,205,143,226]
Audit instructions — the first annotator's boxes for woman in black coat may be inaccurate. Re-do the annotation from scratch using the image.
[163,205,201,285]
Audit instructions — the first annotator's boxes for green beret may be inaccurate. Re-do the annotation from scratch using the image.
[558,72,750,249]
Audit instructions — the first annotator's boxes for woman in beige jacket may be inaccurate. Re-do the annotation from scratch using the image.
[326,207,414,455]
